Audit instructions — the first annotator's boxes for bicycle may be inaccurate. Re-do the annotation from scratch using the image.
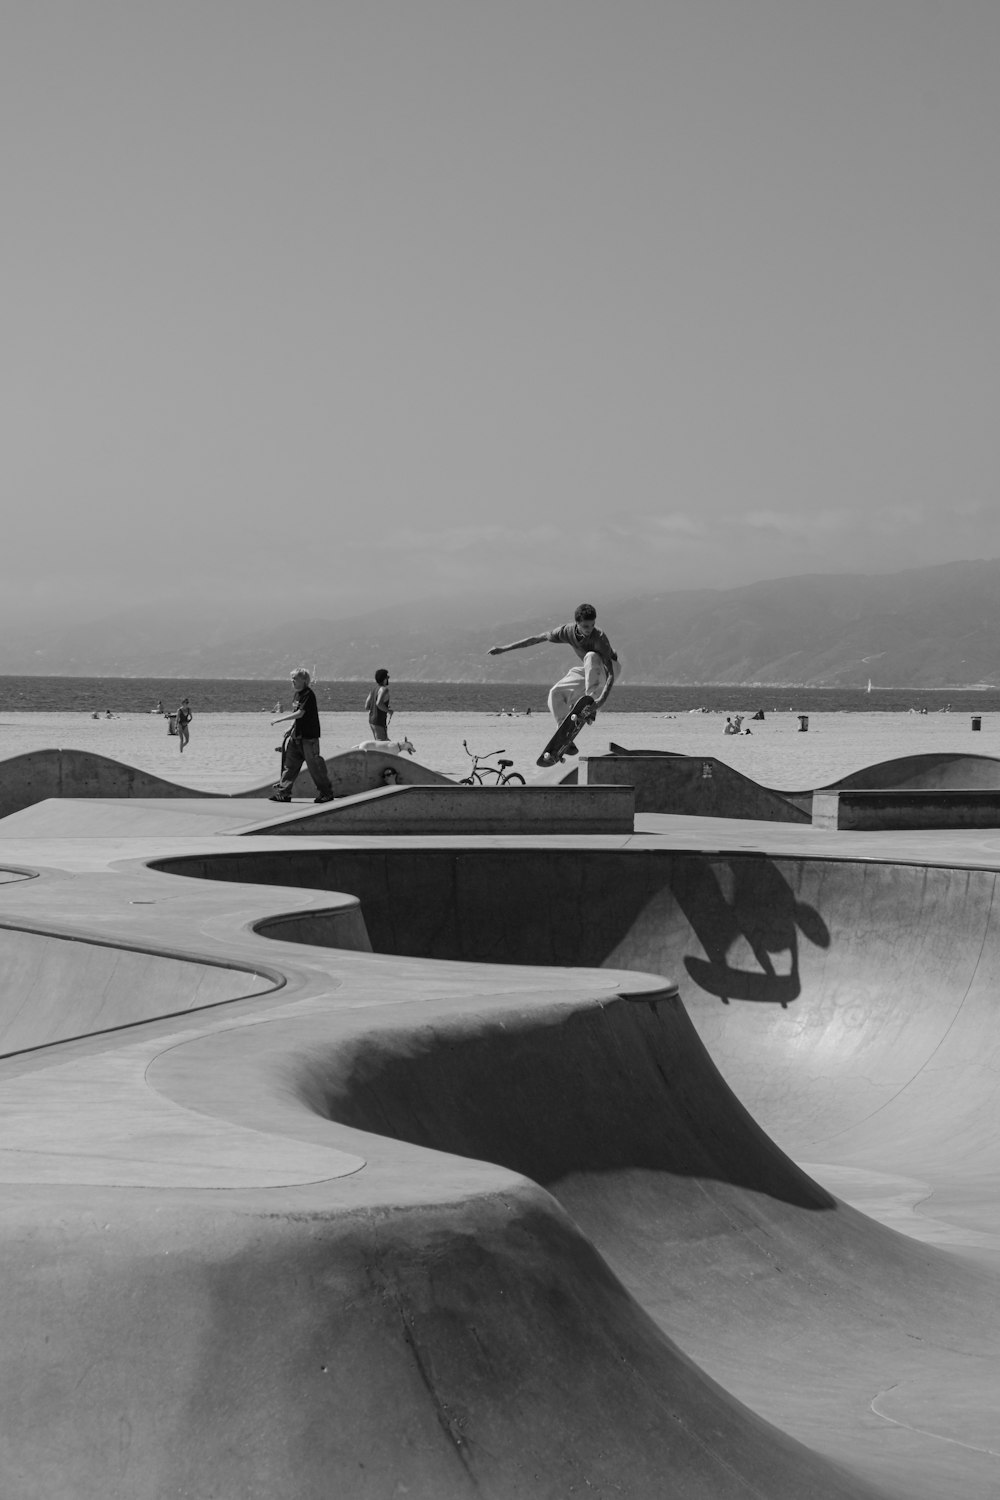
[459,741,526,786]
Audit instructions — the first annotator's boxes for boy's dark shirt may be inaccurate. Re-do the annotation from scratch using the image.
[293,686,321,739]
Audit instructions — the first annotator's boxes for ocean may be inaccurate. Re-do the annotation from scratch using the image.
[2,676,999,716]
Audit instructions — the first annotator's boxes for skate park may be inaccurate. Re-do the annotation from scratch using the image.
[2,746,1000,1496]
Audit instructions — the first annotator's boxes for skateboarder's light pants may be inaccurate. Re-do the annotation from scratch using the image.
[548,654,622,722]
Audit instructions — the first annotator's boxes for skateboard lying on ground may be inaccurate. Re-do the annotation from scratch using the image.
[537,695,597,767]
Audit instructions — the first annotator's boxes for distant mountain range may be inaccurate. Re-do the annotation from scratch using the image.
[4,558,1000,689]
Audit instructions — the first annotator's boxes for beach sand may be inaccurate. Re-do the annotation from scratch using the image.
[0,708,995,794]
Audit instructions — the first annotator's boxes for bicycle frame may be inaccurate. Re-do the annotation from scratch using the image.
[460,741,525,786]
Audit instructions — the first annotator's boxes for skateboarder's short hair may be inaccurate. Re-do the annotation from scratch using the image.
[574,603,597,622]
[290,667,311,683]
[374,668,389,684]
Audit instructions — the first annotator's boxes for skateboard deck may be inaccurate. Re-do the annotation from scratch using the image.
[537,695,596,766]
[274,728,294,789]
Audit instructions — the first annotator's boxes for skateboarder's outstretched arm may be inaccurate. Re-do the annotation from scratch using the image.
[488,633,547,655]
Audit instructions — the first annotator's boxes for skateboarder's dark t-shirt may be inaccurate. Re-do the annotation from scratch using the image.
[547,623,618,677]
[293,686,321,739]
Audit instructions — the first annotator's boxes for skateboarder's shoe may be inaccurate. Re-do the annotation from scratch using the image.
[314,792,334,803]
[268,793,291,803]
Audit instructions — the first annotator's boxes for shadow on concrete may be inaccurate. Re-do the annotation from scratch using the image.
[312,991,835,1211]
[673,855,830,1006]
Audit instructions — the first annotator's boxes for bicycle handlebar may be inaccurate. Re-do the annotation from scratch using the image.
[462,743,507,761]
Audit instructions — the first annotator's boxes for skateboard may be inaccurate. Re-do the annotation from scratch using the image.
[273,728,294,789]
[537,695,597,767]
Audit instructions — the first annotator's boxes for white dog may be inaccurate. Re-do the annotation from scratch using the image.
[355,737,415,756]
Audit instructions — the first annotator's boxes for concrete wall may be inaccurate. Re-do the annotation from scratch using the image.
[248,783,635,836]
[828,788,1000,830]
[0,746,454,820]
[826,751,1000,792]
[0,923,276,1054]
[584,754,810,823]
[0,748,214,820]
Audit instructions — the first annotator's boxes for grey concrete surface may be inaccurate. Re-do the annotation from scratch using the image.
[585,751,810,821]
[0,794,1000,1494]
[0,744,454,820]
[592,746,1000,829]
[243,783,636,835]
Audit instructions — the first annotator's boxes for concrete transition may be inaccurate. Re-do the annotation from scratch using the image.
[0,744,454,820]
[596,743,1000,829]
[2,771,1000,1493]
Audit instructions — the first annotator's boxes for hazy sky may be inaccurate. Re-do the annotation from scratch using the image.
[4,2,999,628]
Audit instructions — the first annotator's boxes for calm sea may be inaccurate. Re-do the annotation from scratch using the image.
[2,676,999,715]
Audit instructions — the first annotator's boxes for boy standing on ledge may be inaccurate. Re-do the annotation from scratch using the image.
[269,668,335,803]
[489,602,619,737]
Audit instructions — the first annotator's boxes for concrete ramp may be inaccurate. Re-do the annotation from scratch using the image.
[0,787,633,840]
[160,840,1000,1497]
[0,797,271,837]
[239,783,635,835]
[599,745,1000,827]
[586,751,810,821]
[825,749,1000,791]
[0,921,274,1053]
[0,746,454,820]
[0,747,215,820]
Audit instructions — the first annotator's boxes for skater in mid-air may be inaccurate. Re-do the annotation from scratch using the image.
[488,602,619,748]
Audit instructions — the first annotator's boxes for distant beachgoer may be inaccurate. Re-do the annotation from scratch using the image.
[176,698,192,752]
[380,765,401,786]
[488,602,619,743]
[270,669,334,803]
[153,700,163,715]
[365,669,392,742]
[273,701,281,714]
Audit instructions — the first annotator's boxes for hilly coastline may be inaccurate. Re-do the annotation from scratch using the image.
[5,558,1000,690]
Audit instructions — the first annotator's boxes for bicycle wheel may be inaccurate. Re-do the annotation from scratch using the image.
[501,772,526,786]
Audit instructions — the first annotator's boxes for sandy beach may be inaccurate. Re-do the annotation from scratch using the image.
[0,708,995,795]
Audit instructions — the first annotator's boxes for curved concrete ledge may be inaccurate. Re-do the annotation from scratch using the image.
[0,745,453,819]
[0,817,1000,1493]
[242,783,635,835]
[152,839,1000,1495]
[594,746,1000,828]
[0,920,278,1055]
[588,751,811,821]
[825,749,1000,791]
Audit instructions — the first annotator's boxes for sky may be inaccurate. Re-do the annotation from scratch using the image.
[3,1,1000,629]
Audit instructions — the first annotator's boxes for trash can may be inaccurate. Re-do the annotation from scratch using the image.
[798,714,809,732]
[972,716,982,731]
[168,713,178,736]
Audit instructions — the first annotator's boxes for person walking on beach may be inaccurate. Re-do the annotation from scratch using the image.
[364,669,392,741]
[176,698,192,752]
[488,602,619,733]
[269,668,334,803]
